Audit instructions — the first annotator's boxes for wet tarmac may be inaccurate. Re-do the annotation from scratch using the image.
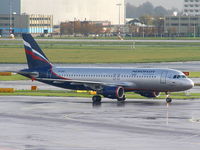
[0,96,200,150]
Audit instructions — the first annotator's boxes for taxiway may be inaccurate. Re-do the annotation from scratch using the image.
[0,96,199,150]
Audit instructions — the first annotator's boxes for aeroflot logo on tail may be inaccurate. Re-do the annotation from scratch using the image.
[23,40,50,64]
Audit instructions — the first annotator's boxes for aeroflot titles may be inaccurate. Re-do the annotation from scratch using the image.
[132,70,156,73]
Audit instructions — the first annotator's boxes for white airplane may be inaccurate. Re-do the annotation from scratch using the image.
[16,34,194,103]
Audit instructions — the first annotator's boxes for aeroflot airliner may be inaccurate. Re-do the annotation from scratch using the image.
[16,34,194,103]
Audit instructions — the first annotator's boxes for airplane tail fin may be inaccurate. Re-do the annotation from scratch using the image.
[22,34,52,70]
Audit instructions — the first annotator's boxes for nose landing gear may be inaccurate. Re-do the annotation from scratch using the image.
[165,92,172,103]
[166,97,172,103]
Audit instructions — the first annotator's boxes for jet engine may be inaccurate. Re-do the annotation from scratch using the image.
[135,91,160,98]
[100,86,125,99]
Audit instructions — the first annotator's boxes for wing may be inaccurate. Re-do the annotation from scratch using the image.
[36,78,135,90]
[0,70,136,90]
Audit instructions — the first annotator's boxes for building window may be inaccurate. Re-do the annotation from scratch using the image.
[30,24,51,26]
[171,18,178,20]
[181,17,189,20]
[171,24,178,26]
[0,23,13,26]
[30,17,50,21]
[0,17,14,20]
[191,24,198,26]
[181,24,189,26]
[191,17,198,20]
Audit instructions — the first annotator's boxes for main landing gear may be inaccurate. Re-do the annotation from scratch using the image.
[117,95,126,102]
[92,95,126,103]
[92,95,102,103]
[165,92,172,103]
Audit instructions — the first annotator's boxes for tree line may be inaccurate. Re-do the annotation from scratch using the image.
[126,2,179,18]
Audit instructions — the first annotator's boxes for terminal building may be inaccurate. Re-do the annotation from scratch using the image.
[164,15,200,37]
[164,0,200,37]
[184,0,200,16]
[0,14,53,36]
[0,0,125,25]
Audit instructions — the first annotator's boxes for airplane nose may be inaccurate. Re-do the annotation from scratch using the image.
[185,79,194,90]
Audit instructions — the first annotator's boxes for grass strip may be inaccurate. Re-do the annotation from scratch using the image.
[1,45,200,63]
[0,90,199,100]
[2,40,200,48]
[0,74,28,81]
[1,39,200,64]
[189,72,200,78]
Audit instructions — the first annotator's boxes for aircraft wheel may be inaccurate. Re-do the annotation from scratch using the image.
[166,97,172,103]
[92,95,102,103]
[117,95,126,102]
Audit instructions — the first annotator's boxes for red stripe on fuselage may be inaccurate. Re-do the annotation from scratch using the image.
[50,68,71,80]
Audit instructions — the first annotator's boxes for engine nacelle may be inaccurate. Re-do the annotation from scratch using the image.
[100,86,125,99]
[135,91,160,98]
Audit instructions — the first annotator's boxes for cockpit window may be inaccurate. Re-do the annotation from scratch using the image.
[173,75,186,79]
[181,75,186,78]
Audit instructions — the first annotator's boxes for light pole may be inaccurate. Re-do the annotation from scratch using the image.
[9,0,13,34]
[142,24,145,38]
[116,3,122,35]
[73,17,76,36]
[141,21,145,38]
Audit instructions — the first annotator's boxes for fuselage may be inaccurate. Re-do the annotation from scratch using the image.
[38,67,194,93]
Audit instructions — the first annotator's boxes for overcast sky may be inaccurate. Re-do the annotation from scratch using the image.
[127,0,183,10]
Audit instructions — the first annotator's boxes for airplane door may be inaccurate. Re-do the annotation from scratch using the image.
[113,73,116,80]
[113,73,120,81]
[117,74,120,80]
[167,74,176,87]
[160,71,168,84]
